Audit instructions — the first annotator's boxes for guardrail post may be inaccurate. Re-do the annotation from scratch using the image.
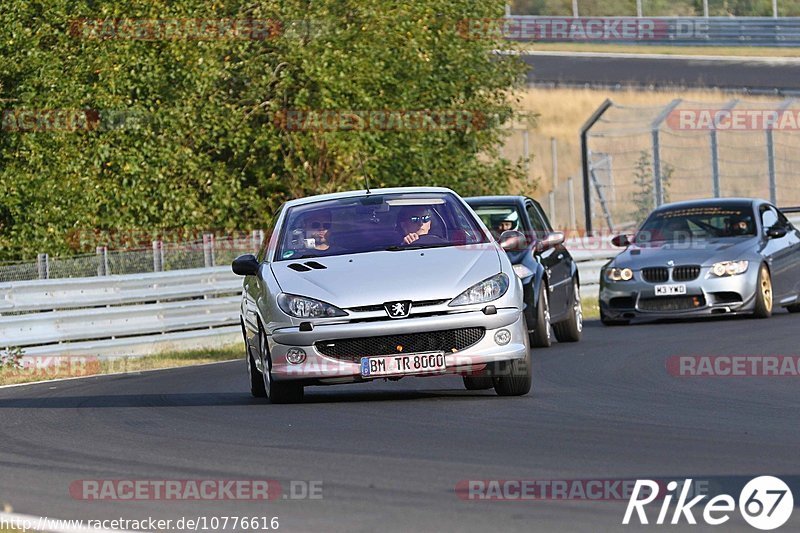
[152,241,163,272]
[37,253,49,280]
[203,233,215,268]
[96,246,109,276]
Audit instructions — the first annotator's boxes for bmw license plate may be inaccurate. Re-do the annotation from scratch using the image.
[361,352,447,378]
[654,284,687,296]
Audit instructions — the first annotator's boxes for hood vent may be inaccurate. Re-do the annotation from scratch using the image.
[288,263,312,272]
[304,261,327,270]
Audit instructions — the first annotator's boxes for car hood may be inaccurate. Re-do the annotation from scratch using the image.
[270,244,502,308]
[611,237,760,269]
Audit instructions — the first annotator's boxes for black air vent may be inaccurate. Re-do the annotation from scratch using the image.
[304,261,327,270]
[288,263,312,272]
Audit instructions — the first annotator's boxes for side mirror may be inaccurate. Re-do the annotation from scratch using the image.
[232,254,260,276]
[540,231,565,250]
[767,226,787,239]
[611,234,631,247]
[498,230,527,251]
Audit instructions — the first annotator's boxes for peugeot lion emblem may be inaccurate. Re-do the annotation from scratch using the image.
[384,301,412,319]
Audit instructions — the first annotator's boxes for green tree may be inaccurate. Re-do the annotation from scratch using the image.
[0,0,528,260]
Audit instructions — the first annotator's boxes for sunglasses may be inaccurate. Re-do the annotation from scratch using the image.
[307,221,332,230]
[406,215,431,224]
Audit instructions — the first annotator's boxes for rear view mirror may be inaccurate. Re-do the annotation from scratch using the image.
[540,231,565,250]
[611,234,631,247]
[232,254,260,276]
[498,230,527,251]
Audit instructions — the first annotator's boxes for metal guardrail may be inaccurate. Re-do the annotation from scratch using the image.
[0,252,614,357]
[0,266,243,357]
[502,16,800,46]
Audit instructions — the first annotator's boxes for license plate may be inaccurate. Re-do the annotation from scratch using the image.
[361,352,447,378]
[655,284,687,296]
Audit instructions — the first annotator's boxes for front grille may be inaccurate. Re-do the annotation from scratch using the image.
[638,295,706,312]
[673,265,701,282]
[315,327,485,362]
[642,267,669,283]
[347,299,448,313]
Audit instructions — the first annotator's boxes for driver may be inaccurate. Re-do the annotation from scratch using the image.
[726,216,752,236]
[397,206,445,245]
[300,209,334,251]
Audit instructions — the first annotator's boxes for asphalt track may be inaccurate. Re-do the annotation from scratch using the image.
[523,52,800,94]
[1,313,799,532]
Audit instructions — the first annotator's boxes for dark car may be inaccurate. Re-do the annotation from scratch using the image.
[465,196,582,347]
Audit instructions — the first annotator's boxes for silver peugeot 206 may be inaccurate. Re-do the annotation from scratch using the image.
[600,197,800,325]
[232,187,531,403]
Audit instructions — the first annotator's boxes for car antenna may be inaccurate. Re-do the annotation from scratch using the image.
[357,155,371,194]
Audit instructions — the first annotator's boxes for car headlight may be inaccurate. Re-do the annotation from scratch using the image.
[277,293,348,318]
[449,273,509,307]
[708,260,749,278]
[605,267,634,282]
[512,264,534,279]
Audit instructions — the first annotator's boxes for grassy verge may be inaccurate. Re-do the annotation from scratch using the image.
[0,346,242,387]
[582,295,600,320]
[518,42,800,57]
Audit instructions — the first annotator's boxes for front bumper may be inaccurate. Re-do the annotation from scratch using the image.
[600,266,759,320]
[266,308,528,383]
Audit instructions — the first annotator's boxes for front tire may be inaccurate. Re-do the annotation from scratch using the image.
[259,326,304,404]
[530,282,552,348]
[753,264,773,319]
[553,279,583,342]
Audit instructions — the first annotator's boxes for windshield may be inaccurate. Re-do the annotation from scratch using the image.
[275,192,489,261]
[635,204,757,244]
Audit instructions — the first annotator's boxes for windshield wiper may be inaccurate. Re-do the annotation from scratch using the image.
[384,243,451,252]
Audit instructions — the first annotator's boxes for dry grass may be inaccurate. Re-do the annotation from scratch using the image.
[581,294,600,320]
[0,346,242,387]
[503,87,791,229]
[519,42,800,58]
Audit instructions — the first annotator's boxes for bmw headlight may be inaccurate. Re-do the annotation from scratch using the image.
[277,293,348,318]
[512,264,534,279]
[708,260,749,278]
[605,267,634,282]
[449,273,509,307]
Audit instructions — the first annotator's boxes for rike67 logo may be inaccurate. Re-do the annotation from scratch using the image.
[624,476,793,530]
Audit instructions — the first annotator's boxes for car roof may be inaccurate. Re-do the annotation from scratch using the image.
[654,197,765,212]
[283,186,458,208]
[464,195,529,206]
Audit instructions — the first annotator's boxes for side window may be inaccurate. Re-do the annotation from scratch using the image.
[257,206,283,262]
[526,202,548,239]
[761,206,779,231]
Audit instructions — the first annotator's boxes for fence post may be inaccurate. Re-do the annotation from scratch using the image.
[523,129,530,177]
[703,0,709,17]
[636,0,643,17]
[96,246,108,276]
[572,0,579,17]
[37,253,49,280]
[550,137,558,192]
[710,99,739,198]
[568,176,577,231]
[152,241,163,272]
[203,233,216,268]
[765,99,794,205]
[650,99,683,208]
[548,191,556,227]
[580,98,614,235]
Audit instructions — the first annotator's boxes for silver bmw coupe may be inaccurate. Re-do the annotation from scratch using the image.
[600,198,800,325]
[232,187,531,403]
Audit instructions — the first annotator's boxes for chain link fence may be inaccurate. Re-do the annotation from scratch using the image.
[581,98,800,233]
[0,232,264,283]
